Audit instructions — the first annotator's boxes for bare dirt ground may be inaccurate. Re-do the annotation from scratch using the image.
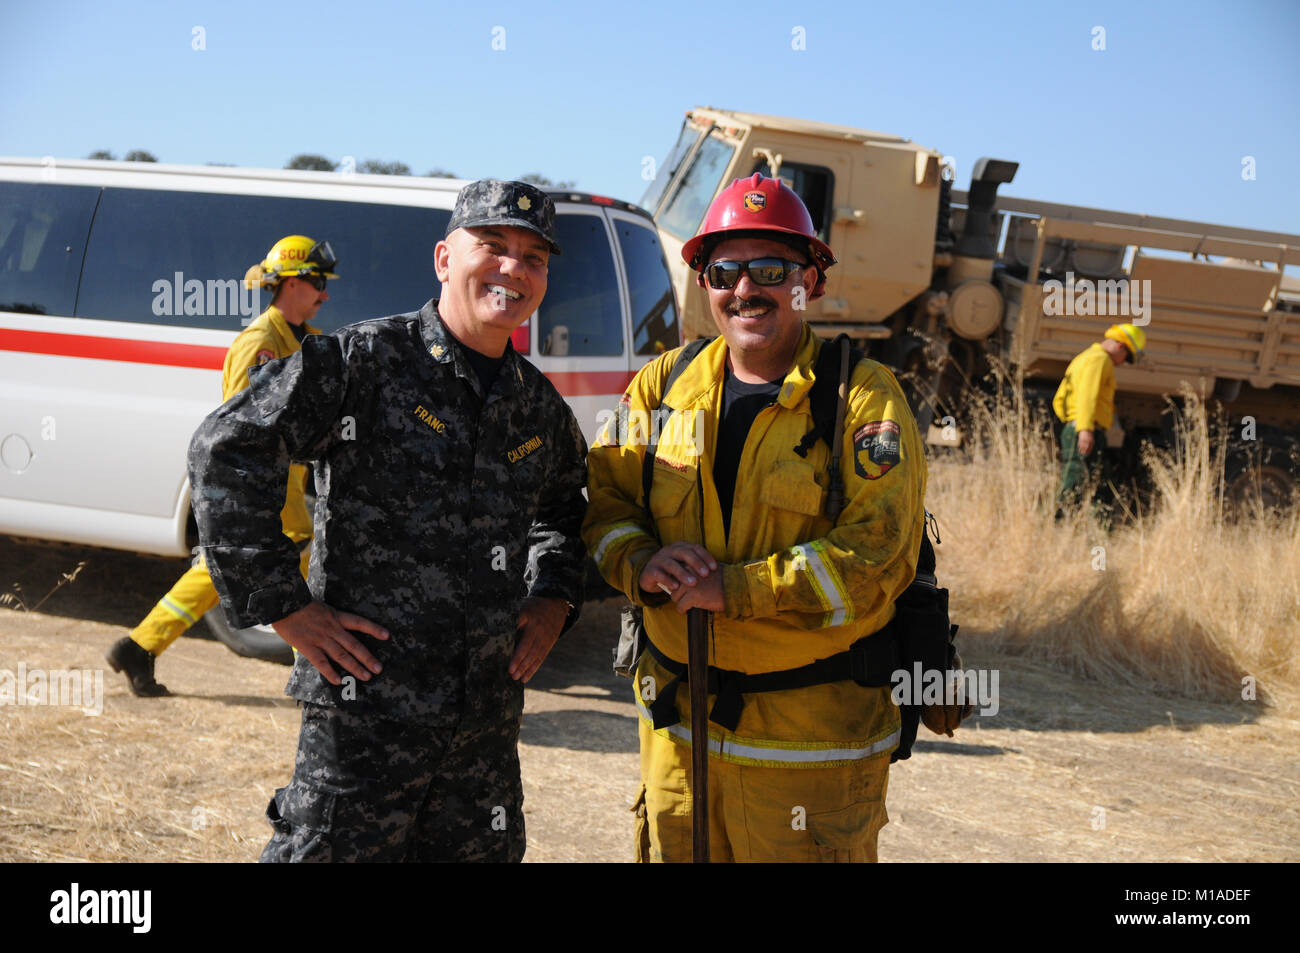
[2,536,1297,862]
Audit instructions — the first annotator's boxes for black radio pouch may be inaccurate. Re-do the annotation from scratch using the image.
[888,522,960,762]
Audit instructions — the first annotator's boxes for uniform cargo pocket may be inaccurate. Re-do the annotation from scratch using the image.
[631,783,650,864]
[261,782,339,863]
[279,782,337,833]
[808,799,888,863]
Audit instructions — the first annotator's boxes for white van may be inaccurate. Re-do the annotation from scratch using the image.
[0,158,680,562]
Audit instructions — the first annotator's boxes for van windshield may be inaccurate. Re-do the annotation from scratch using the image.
[657,135,736,243]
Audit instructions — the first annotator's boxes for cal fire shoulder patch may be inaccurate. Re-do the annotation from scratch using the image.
[853,420,901,480]
[256,349,276,365]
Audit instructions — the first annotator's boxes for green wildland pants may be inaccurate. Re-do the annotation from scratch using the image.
[1056,421,1112,515]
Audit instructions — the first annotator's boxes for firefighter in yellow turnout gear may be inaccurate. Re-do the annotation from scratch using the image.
[1052,323,1146,517]
[583,176,927,861]
[106,236,337,696]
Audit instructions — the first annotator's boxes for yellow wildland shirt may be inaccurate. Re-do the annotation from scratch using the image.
[1052,342,1116,432]
[220,306,319,541]
[584,325,928,766]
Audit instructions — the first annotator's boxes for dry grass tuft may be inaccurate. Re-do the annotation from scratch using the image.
[929,377,1299,711]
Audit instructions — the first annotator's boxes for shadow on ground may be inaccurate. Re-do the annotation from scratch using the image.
[521,709,639,753]
[1,536,199,631]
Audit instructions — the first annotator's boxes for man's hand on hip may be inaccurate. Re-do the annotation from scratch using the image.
[1077,428,1095,457]
[510,596,569,683]
[271,601,388,686]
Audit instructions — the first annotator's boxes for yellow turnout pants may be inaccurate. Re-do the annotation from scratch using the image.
[633,714,892,863]
[130,548,310,656]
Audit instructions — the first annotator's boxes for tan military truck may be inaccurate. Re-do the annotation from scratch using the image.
[643,106,1300,506]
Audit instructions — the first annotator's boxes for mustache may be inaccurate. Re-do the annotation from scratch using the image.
[727,294,777,314]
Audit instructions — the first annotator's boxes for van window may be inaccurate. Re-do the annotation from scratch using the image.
[616,220,679,356]
[658,135,737,242]
[0,182,99,316]
[538,213,623,356]
[76,188,450,333]
[640,123,703,216]
[751,159,834,243]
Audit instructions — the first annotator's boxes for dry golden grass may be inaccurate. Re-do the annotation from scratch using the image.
[929,379,1300,711]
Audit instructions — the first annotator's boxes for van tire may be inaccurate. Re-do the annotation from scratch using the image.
[204,605,295,665]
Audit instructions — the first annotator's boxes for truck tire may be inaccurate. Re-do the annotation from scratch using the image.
[1226,441,1297,515]
[203,604,295,665]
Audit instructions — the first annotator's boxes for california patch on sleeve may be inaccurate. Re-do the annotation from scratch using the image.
[853,420,901,480]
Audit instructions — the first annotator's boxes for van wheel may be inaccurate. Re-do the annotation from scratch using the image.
[204,605,295,665]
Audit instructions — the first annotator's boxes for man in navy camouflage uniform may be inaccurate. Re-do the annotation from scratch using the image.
[189,180,587,862]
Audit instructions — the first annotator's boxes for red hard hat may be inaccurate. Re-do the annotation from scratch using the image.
[681,173,837,298]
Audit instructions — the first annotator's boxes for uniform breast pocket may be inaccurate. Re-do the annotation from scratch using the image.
[758,460,830,542]
[393,415,454,473]
[760,460,826,516]
[648,465,697,540]
[504,446,549,505]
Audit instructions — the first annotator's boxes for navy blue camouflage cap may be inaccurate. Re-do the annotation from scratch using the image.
[445,179,562,255]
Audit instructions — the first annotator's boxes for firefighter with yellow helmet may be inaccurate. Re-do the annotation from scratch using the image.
[106,235,337,696]
[1052,322,1146,517]
[583,174,928,861]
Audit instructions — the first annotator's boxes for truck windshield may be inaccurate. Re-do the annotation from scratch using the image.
[641,123,703,215]
[657,134,736,243]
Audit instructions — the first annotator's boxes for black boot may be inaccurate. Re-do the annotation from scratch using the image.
[106,637,170,697]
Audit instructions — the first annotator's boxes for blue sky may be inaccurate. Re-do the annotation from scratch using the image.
[2,0,1297,234]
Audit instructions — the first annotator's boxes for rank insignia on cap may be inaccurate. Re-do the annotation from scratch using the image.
[853,420,901,480]
[518,196,532,211]
[743,191,767,212]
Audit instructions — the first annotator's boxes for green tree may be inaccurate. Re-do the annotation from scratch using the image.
[124,150,158,162]
[519,173,576,190]
[86,150,115,160]
[285,154,337,172]
[359,159,412,176]
[424,168,457,178]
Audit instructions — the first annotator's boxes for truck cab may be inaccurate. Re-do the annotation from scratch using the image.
[642,107,947,345]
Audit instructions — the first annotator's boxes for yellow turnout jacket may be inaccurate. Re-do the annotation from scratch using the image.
[583,325,928,766]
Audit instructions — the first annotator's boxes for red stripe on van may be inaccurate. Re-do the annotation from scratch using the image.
[547,370,635,397]
[0,329,227,369]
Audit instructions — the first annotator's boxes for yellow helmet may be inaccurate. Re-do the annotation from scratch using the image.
[1105,323,1146,361]
[244,235,338,289]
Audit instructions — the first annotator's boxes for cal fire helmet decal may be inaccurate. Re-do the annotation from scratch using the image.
[853,420,901,480]
[743,190,767,213]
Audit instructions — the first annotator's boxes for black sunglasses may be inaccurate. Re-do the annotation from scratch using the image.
[704,257,807,290]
